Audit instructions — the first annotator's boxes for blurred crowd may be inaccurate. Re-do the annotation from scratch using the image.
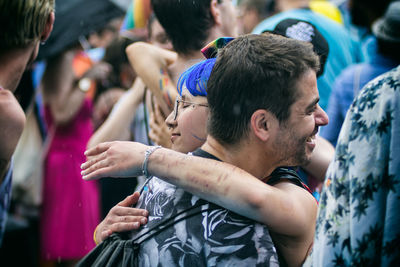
[0,0,399,266]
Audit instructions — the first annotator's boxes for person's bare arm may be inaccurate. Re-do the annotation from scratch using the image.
[87,78,146,149]
[42,49,112,126]
[301,135,334,181]
[41,49,86,125]
[81,142,316,239]
[126,42,177,116]
[0,90,25,181]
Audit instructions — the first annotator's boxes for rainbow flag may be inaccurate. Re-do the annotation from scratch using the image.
[121,0,152,30]
[201,37,235,59]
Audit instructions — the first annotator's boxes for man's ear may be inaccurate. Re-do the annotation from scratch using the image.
[210,0,222,26]
[250,109,274,142]
[41,12,55,43]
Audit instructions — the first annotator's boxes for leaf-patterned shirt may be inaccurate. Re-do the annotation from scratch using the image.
[306,65,400,267]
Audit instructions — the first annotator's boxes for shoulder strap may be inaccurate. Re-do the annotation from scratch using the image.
[131,201,216,246]
[266,167,303,187]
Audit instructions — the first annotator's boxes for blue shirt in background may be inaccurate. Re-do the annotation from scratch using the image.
[320,38,400,146]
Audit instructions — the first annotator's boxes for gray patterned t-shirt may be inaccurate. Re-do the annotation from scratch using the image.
[130,149,279,267]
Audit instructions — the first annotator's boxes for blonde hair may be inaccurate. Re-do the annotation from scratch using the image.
[0,0,55,49]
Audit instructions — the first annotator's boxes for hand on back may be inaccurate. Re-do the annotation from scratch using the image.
[95,192,149,244]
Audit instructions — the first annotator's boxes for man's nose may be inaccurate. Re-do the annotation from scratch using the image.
[315,105,329,126]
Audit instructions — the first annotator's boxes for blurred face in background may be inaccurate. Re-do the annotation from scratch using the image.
[148,18,173,50]
[218,0,239,37]
[237,5,260,34]
[88,18,123,49]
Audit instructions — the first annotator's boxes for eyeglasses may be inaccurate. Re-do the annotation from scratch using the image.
[173,96,208,120]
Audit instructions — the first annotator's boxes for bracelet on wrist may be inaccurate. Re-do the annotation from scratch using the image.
[142,146,162,178]
[93,224,100,245]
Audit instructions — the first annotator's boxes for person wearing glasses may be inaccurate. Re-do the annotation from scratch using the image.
[82,34,328,266]
[82,56,281,266]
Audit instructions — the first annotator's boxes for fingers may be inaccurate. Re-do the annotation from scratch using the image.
[118,192,142,208]
[81,150,108,170]
[148,130,158,144]
[154,103,164,123]
[81,151,111,179]
[149,112,157,128]
[96,193,149,243]
[99,229,112,242]
[101,220,144,237]
[98,217,146,243]
[132,191,140,201]
[84,142,113,157]
[113,205,148,217]
[98,213,149,242]
[81,165,113,181]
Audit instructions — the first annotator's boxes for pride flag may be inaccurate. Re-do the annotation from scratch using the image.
[121,0,152,30]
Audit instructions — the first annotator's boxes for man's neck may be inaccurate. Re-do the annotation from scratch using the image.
[0,46,35,92]
[201,136,276,180]
[168,50,204,84]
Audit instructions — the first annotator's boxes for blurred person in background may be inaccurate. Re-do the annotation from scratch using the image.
[338,0,394,61]
[124,0,239,145]
[237,0,344,35]
[91,34,146,219]
[86,14,174,209]
[37,0,124,265]
[252,0,363,111]
[0,0,54,251]
[88,0,239,193]
[237,0,277,34]
[321,1,400,146]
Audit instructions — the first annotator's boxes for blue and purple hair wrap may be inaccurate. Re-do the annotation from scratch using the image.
[177,37,235,97]
[177,58,216,97]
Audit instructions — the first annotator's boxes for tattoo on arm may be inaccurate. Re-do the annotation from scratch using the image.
[159,69,173,107]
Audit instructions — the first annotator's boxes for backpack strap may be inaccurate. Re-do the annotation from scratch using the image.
[131,201,215,245]
[129,200,217,265]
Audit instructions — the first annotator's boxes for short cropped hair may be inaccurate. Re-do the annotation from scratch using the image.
[151,0,216,55]
[207,33,319,145]
[0,0,55,50]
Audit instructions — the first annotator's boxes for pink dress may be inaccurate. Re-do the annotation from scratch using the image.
[40,98,100,260]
